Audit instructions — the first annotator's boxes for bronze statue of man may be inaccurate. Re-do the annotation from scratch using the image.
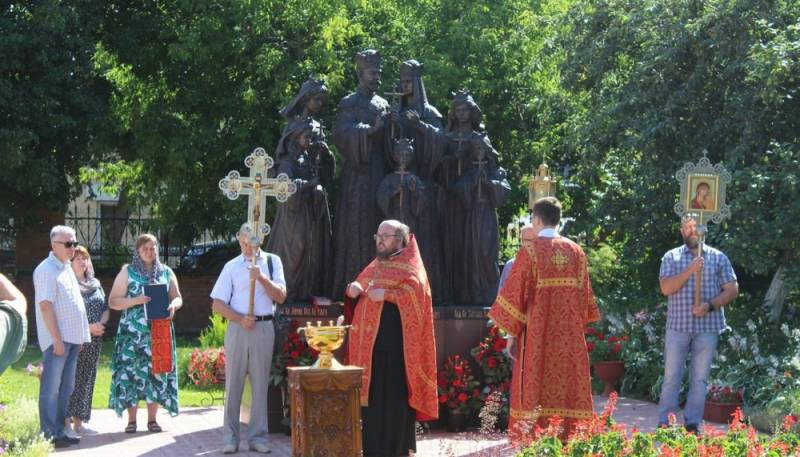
[330,50,391,298]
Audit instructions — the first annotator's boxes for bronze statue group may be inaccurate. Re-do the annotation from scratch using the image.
[267,49,510,307]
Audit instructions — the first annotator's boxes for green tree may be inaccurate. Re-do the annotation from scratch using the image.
[0,2,110,232]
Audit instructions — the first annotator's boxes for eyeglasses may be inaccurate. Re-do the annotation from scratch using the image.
[54,241,80,248]
[373,233,400,241]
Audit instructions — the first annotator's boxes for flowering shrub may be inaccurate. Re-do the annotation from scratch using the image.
[470,322,512,385]
[585,326,628,363]
[186,347,225,388]
[478,382,510,431]
[270,319,318,387]
[26,363,42,378]
[707,384,744,403]
[517,395,800,457]
[437,355,482,415]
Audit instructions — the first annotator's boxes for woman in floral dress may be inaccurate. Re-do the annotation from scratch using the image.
[108,233,182,433]
[65,246,109,436]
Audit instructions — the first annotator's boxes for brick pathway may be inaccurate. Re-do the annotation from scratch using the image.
[55,395,725,456]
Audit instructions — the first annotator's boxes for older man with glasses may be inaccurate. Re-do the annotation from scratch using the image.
[33,225,90,448]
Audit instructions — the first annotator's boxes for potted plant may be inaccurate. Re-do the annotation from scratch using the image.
[437,355,482,432]
[270,319,318,434]
[471,322,513,429]
[586,326,628,395]
[704,384,744,423]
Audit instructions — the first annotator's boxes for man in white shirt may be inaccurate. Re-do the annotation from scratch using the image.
[33,225,90,448]
[211,224,287,454]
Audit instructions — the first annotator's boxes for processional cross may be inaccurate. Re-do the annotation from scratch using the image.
[218,147,297,317]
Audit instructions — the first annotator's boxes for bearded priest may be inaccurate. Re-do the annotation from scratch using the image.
[345,219,438,457]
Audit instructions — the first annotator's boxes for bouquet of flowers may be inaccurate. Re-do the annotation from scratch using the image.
[437,355,482,415]
[585,326,628,363]
[187,347,226,388]
[470,322,513,385]
[707,384,744,404]
[270,319,318,387]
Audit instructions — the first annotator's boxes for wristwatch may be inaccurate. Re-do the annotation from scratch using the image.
[705,301,715,312]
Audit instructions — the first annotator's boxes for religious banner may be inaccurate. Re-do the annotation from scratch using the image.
[674,150,731,223]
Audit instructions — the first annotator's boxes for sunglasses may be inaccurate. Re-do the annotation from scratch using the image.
[54,241,80,248]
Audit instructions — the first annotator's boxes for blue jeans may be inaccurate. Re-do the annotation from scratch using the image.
[39,343,80,439]
[657,329,719,426]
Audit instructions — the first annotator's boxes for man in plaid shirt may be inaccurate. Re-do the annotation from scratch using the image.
[656,216,738,432]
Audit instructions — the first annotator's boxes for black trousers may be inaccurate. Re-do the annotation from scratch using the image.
[362,303,416,457]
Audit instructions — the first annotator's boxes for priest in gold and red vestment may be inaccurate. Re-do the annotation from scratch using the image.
[345,220,438,457]
[489,197,600,442]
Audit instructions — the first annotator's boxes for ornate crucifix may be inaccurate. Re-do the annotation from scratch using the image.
[218,147,297,316]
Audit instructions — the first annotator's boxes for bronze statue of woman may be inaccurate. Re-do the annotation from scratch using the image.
[453,133,510,305]
[268,103,335,302]
[439,90,485,304]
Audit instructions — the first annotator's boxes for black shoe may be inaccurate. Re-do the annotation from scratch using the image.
[52,438,72,448]
[685,423,699,434]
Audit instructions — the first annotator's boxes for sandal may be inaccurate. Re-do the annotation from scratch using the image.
[125,421,137,433]
[147,421,162,433]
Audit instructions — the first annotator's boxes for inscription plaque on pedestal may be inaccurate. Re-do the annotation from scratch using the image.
[288,366,363,457]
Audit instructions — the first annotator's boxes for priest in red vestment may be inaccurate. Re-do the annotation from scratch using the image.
[345,220,438,457]
[489,197,600,443]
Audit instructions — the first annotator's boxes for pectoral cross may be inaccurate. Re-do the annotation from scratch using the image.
[396,165,408,209]
[454,132,469,176]
[218,147,297,316]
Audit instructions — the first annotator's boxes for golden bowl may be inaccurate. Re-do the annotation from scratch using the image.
[297,321,351,369]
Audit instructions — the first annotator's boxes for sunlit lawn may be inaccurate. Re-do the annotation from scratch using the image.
[0,339,223,408]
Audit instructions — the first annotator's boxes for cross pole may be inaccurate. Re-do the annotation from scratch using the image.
[218,147,297,316]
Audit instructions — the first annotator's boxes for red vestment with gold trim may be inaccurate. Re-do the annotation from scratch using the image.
[489,236,599,442]
[345,235,439,421]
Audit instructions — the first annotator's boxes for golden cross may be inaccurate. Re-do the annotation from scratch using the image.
[551,249,570,271]
[219,147,298,245]
[218,147,298,316]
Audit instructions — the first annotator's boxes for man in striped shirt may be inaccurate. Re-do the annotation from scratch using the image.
[657,216,738,433]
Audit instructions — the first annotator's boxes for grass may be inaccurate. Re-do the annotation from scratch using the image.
[0,339,223,409]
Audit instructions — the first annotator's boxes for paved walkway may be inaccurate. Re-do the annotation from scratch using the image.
[55,395,724,456]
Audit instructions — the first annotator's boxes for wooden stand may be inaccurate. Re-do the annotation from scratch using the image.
[288,366,363,457]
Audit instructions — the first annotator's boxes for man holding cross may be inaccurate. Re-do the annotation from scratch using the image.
[211,223,287,454]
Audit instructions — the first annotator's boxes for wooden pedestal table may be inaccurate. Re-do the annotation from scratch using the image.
[288,366,363,457]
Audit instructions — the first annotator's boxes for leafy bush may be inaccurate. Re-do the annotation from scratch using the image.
[0,397,52,456]
[198,313,227,349]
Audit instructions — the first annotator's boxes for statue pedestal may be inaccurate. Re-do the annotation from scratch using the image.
[288,366,363,457]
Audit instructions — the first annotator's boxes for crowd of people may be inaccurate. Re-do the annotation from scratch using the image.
[0,193,739,454]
